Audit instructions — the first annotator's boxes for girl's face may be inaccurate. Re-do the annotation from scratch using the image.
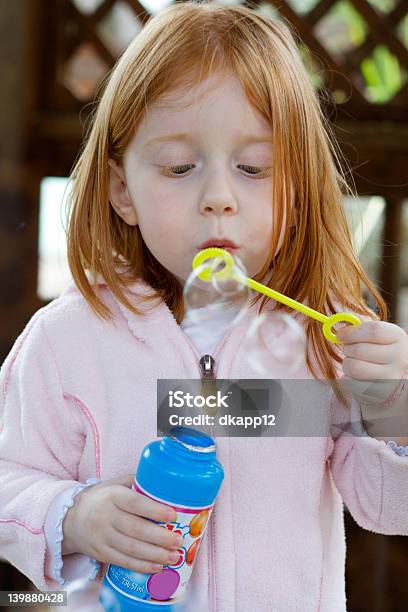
[108,73,287,284]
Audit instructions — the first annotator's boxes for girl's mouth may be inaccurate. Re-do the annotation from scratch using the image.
[197,238,240,251]
[196,246,239,254]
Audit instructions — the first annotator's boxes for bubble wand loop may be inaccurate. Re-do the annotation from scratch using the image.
[192,247,361,345]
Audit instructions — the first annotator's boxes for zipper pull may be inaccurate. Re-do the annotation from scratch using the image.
[199,355,218,417]
[199,354,215,380]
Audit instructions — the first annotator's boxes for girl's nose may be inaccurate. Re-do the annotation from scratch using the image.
[199,165,238,215]
[199,199,238,216]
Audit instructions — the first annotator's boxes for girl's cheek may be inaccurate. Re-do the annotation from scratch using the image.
[150,199,183,219]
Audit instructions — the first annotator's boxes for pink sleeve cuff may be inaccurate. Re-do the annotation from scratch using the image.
[44,478,102,586]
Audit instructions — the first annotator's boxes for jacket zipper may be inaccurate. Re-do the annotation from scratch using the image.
[180,327,237,611]
[199,353,217,612]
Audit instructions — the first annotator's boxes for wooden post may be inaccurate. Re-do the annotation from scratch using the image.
[0,0,43,364]
[380,197,403,323]
[0,0,44,591]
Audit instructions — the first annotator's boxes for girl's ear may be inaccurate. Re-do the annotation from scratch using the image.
[108,159,138,226]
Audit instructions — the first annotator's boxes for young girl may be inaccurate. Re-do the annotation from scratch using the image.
[1,2,407,611]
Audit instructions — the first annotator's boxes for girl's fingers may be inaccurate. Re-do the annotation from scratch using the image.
[114,513,182,550]
[342,357,394,380]
[100,543,164,575]
[113,488,175,523]
[342,342,394,365]
[338,320,402,345]
[106,526,180,567]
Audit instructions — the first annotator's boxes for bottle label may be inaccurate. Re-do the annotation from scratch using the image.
[104,480,214,605]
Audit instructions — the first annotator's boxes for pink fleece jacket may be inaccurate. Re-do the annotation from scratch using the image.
[1,274,408,612]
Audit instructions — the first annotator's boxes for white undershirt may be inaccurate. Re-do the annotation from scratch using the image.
[180,301,241,355]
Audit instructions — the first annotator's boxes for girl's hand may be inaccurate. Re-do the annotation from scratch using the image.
[61,474,183,574]
[337,320,408,405]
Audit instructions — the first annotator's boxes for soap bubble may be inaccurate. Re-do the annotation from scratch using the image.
[183,252,250,328]
[185,249,307,377]
[243,309,306,377]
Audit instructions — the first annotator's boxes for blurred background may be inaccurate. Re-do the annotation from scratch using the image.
[0,0,407,610]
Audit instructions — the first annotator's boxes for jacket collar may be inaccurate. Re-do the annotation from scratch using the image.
[61,268,270,349]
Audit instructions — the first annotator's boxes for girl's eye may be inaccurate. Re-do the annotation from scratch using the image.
[238,165,271,177]
[161,164,271,177]
[162,164,194,176]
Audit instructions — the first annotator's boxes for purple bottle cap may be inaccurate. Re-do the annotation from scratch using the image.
[147,568,180,600]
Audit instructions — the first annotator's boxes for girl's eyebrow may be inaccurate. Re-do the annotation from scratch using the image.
[143,133,273,148]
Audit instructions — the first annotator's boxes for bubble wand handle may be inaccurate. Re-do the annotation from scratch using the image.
[192,247,361,344]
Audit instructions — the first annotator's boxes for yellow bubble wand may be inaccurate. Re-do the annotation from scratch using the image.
[192,247,361,344]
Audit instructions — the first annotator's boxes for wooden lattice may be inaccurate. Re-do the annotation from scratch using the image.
[37,0,408,122]
[263,0,408,118]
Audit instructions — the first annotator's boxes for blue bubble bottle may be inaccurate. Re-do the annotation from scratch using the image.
[99,426,224,611]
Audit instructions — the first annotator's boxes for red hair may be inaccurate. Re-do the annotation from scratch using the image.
[65,1,387,406]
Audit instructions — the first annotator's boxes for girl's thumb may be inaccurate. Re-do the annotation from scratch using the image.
[108,473,135,488]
